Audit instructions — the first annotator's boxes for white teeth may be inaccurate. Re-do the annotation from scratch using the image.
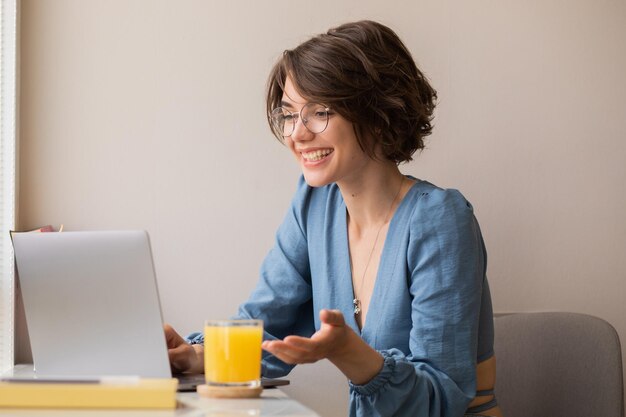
[302,149,333,161]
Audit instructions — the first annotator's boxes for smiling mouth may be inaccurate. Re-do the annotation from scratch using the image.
[302,149,334,162]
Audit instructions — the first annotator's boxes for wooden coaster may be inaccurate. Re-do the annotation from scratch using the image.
[197,384,263,399]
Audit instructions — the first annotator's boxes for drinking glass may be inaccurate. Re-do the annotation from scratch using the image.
[204,319,263,388]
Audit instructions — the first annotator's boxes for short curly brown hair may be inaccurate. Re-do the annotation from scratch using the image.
[266,20,437,164]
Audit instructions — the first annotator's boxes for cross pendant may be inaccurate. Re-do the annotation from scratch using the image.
[353,298,361,315]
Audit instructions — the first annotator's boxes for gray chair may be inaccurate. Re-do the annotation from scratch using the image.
[494,312,624,417]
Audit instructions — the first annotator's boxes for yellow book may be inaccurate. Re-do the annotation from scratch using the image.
[0,378,178,409]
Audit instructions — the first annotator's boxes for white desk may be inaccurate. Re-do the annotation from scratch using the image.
[0,388,319,416]
[1,366,320,416]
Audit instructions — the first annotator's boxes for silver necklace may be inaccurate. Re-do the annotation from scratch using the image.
[351,177,405,316]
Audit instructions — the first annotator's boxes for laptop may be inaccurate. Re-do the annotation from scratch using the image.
[10,230,287,391]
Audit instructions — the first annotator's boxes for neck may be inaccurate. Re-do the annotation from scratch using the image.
[338,162,407,231]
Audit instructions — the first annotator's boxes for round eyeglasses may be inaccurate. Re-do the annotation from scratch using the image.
[270,103,331,138]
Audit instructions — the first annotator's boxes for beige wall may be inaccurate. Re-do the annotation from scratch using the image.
[17,1,626,416]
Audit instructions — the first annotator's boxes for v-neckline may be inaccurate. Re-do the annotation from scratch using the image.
[338,177,419,337]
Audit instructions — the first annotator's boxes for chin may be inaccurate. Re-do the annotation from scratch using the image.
[302,171,334,188]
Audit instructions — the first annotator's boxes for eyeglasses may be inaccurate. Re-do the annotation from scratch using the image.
[270,103,331,138]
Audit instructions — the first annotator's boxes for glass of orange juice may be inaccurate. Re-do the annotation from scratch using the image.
[204,319,263,388]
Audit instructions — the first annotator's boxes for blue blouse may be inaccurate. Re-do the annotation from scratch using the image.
[189,175,495,417]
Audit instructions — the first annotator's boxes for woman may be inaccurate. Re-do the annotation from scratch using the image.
[166,20,503,417]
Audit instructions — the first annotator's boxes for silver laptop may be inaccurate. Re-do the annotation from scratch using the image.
[12,230,172,379]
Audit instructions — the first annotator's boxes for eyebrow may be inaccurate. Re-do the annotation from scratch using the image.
[280,100,296,109]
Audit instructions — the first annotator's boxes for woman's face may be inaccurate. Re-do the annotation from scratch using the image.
[281,76,373,188]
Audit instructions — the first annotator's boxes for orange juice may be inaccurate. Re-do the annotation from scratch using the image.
[204,320,263,386]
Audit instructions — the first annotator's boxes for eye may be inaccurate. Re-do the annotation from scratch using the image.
[309,106,328,119]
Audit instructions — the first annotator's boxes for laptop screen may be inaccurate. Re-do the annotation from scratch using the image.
[12,230,171,378]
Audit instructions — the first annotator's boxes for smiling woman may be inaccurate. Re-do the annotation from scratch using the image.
[0,0,18,374]
[166,20,503,417]
[266,22,436,164]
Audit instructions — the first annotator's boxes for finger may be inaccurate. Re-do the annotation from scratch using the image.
[168,344,193,371]
[261,340,278,352]
[273,350,303,365]
[262,341,300,364]
[283,335,318,352]
[163,323,186,348]
[319,309,345,327]
[263,341,314,364]
[263,340,300,354]
[167,343,191,355]
[274,349,316,365]
[264,339,310,353]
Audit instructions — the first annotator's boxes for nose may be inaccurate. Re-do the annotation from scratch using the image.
[290,114,313,142]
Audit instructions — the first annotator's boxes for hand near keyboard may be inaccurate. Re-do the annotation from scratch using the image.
[164,324,204,374]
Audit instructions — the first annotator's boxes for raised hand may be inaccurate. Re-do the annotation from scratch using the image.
[262,309,383,385]
[262,309,351,365]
